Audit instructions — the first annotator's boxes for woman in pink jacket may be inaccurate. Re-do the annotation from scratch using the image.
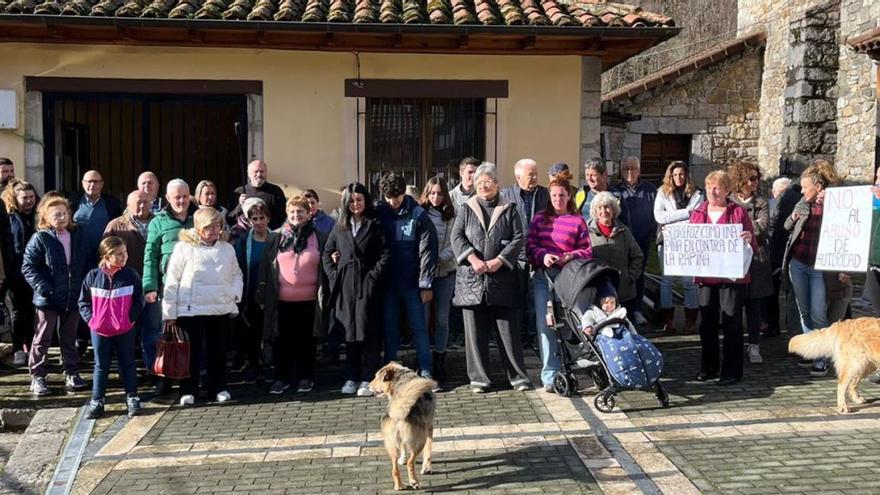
[689,170,758,386]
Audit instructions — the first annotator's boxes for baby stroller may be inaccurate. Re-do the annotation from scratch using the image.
[546,259,669,413]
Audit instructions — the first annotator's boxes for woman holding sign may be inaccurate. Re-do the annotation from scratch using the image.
[654,161,704,333]
[783,160,844,378]
[690,170,758,386]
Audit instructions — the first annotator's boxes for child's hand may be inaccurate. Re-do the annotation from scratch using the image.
[583,326,594,337]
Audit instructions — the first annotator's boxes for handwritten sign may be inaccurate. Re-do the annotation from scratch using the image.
[815,185,873,272]
[662,223,746,279]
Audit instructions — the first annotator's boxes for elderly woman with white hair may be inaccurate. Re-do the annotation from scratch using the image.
[586,192,644,318]
[452,162,532,393]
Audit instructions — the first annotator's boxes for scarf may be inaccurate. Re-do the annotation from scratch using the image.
[673,186,690,209]
[279,220,314,254]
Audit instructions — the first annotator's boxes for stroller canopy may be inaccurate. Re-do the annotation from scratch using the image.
[553,259,620,311]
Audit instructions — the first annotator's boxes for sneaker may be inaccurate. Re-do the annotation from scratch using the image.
[356,381,373,397]
[215,390,231,403]
[514,383,531,392]
[179,394,195,406]
[65,373,88,391]
[543,383,555,394]
[797,359,814,369]
[633,311,648,325]
[296,379,314,393]
[341,380,358,395]
[31,376,51,396]
[575,358,600,369]
[269,380,289,395]
[12,350,27,367]
[241,369,257,385]
[471,385,487,394]
[747,344,764,364]
[810,362,830,378]
[86,399,104,419]
[126,396,143,417]
[152,377,171,396]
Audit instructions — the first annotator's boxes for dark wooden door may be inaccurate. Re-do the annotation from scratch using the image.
[43,93,247,203]
[640,134,692,179]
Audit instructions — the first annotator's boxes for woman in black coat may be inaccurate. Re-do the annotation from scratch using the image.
[452,163,532,393]
[323,183,389,397]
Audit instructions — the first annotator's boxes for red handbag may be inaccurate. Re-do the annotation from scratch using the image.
[153,321,190,379]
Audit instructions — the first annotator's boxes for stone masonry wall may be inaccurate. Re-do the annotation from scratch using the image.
[737,0,877,181]
[605,47,764,182]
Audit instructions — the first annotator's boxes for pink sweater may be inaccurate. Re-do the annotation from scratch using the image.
[277,234,320,302]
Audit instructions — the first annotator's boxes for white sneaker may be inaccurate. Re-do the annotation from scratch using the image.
[341,380,358,395]
[12,351,27,367]
[356,381,373,397]
[575,358,600,369]
[179,394,195,406]
[216,390,231,403]
[634,311,648,325]
[748,344,763,364]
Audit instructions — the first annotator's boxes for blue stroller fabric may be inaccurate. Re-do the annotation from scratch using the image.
[595,326,664,390]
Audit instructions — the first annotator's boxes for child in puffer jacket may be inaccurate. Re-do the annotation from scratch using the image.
[79,236,144,419]
[580,282,639,338]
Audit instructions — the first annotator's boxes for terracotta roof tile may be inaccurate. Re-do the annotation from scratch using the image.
[0,0,674,27]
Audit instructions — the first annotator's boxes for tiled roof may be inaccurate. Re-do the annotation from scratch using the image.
[603,31,765,103]
[0,0,673,27]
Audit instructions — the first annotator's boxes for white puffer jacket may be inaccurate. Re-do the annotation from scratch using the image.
[162,229,243,320]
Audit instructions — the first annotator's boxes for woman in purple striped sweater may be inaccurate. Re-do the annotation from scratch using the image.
[527,170,593,392]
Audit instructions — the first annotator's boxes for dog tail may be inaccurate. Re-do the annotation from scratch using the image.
[388,379,436,422]
[788,325,839,360]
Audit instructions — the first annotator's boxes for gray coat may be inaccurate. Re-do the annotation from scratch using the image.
[781,197,813,290]
[586,219,644,303]
[451,195,524,307]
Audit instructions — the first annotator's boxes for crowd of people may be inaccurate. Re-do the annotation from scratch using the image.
[0,152,874,419]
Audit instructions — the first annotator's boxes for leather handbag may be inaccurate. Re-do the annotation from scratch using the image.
[153,320,190,379]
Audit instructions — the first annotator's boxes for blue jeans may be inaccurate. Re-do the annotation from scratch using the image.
[424,274,455,353]
[91,329,139,401]
[138,301,162,372]
[659,245,699,309]
[788,258,828,334]
[384,288,432,375]
[533,274,560,386]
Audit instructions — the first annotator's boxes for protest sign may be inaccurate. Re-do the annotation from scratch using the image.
[815,185,873,272]
[662,223,746,279]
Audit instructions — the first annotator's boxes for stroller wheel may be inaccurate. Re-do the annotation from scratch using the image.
[655,381,670,408]
[594,391,616,413]
[589,367,609,391]
[553,372,577,397]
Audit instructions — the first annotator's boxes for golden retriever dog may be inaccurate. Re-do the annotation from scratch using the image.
[369,362,436,491]
[789,317,880,413]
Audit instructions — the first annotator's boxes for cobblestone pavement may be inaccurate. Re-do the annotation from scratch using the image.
[4,317,880,494]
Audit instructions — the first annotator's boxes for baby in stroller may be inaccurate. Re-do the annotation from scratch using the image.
[579,280,638,339]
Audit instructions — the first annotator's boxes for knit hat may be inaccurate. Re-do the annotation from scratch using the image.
[242,197,266,217]
[596,277,618,302]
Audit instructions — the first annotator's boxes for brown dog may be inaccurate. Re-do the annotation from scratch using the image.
[369,362,436,491]
[789,317,880,413]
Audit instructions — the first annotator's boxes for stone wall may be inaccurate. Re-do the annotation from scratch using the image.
[737,0,878,180]
[603,46,764,182]
[602,0,738,92]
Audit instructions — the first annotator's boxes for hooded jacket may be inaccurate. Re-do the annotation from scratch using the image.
[79,266,143,337]
[161,228,243,320]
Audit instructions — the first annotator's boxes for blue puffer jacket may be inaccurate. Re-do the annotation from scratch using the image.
[376,195,438,290]
[22,228,87,311]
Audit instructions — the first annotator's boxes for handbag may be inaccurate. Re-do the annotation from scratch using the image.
[153,321,191,379]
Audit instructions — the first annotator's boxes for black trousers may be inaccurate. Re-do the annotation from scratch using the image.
[275,301,316,384]
[179,315,231,396]
[698,284,746,380]
[345,335,381,383]
[6,277,35,351]
[867,267,880,316]
[234,304,263,370]
[762,271,782,333]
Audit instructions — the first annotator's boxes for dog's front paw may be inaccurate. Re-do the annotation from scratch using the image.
[409,481,420,490]
[420,464,432,475]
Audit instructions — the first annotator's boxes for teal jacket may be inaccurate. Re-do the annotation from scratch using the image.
[142,208,193,294]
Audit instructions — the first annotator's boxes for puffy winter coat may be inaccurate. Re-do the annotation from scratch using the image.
[425,207,456,277]
[586,219,644,303]
[142,207,193,294]
[79,266,143,337]
[161,229,243,320]
[376,195,438,290]
[451,195,524,307]
[22,228,87,311]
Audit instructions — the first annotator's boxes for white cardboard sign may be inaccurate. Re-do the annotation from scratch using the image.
[815,185,873,272]
[662,223,745,279]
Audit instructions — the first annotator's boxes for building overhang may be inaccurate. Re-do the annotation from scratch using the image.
[848,26,880,61]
